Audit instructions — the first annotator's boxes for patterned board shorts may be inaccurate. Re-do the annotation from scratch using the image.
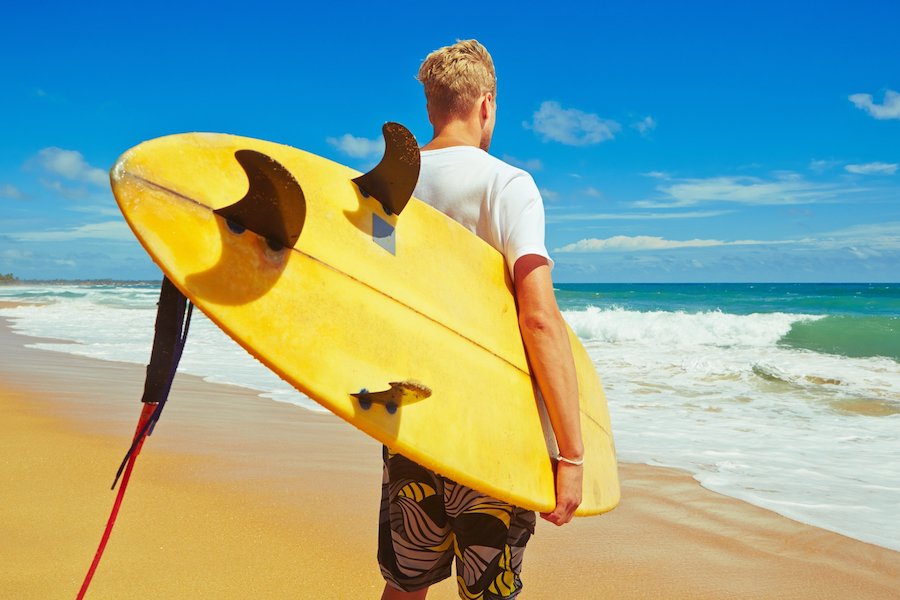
[378,448,537,600]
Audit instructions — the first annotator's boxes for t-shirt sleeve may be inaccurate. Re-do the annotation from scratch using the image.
[493,172,554,275]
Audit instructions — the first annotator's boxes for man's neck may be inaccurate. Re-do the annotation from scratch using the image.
[422,119,482,151]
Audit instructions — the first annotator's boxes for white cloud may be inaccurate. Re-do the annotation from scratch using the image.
[40,179,89,200]
[636,174,850,208]
[632,116,656,135]
[540,187,560,201]
[548,210,728,223]
[845,246,879,260]
[554,222,900,255]
[326,133,385,159]
[809,159,840,173]
[34,88,64,103]
[849,89,900,120]
[12,220,133,242]
[584,186,603,198]
[1,249,34,260]
[844,162,897,175]
[1,184,24,200]
[503,154,543,171]
[815,221,900,250]
[35,147,107,187]
[642,171,670,179]
[526,101,621,146]
[554,235,781,253]
[69,204,122,217]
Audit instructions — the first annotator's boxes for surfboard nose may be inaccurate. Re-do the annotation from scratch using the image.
[110,147,135,186]
[109,133,253,210]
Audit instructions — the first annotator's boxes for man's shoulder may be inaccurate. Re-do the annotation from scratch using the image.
[419,147,540,207]
[471,149,532,180]
[489,155,539,195]
[490,154,533,180]
[423,146,531,179]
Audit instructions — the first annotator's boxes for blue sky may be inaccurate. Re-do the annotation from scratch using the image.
[1,1,898,282]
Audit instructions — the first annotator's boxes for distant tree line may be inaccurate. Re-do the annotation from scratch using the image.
[1,273,18,282]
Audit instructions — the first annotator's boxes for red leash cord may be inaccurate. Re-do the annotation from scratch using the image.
[75,278,191,598]
[76,402,158,600]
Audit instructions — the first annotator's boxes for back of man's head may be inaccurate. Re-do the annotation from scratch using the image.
[417,40,496,122]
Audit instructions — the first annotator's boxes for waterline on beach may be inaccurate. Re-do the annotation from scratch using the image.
[1,282,898,551]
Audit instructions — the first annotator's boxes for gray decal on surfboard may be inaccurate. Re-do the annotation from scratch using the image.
[372,213,396,254]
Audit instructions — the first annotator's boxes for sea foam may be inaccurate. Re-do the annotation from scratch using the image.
[1,284,898,551]
[563,304,899,551]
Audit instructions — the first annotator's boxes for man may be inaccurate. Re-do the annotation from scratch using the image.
[379,40,583,600]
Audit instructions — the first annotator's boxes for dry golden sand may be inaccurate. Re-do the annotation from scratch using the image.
[1,314,897,599]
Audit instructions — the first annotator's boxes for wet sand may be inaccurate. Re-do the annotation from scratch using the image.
[1,314,897,599]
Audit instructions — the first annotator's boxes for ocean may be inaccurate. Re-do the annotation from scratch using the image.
[1,281,898,551]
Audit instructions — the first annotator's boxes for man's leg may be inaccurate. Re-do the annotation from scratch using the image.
[445,482,536,600]
[381,582,429,600]
[378,449,454,595]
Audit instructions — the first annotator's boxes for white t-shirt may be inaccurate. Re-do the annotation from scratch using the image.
[413,146,553,275]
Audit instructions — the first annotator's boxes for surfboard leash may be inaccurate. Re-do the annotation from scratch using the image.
[76,277,192,600]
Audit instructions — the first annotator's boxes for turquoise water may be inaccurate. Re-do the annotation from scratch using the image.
[556,283,900,361]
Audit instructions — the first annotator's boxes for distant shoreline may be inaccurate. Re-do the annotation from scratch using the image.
[3,279,899,285]
[0,279,159,286]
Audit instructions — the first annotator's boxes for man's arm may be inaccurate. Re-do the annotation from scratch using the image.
[513,253,583,526]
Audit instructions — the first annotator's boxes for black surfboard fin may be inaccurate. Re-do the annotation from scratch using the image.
[352,122,420,216]
[352,380,432,414]
[214,150,306,250]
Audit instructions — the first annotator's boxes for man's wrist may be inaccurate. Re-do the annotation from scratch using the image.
[555,453,584,466]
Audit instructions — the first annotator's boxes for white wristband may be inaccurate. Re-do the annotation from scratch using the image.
[555,454,584,466]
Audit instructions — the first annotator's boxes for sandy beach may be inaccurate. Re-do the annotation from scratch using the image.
[1,311,898,599]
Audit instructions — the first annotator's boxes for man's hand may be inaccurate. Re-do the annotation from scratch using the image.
[540,461,583,526]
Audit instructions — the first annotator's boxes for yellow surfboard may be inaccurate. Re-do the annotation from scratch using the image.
[111,125,619,515]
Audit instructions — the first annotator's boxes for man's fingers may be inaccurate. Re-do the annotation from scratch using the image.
[557,505,576,525]
[539,511,563,526]
[539,504,576,526]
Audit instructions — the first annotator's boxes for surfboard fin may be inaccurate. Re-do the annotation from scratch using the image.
[352,380,432,414]
[214,150,306,250]
[352,122,420,216]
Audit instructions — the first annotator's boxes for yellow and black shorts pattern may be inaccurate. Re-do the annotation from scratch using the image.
[378,447,536,599]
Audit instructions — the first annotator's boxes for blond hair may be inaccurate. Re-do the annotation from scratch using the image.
[417,39,496,120]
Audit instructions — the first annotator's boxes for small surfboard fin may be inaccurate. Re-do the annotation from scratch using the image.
[352,122,420,216]
[352,380,432,414]
[214,150,306,250]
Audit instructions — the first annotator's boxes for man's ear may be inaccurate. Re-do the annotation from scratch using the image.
[480,93,493,121]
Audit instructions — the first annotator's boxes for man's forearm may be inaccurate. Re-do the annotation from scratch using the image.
[519,308,583,459]
[513,255,583,459]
